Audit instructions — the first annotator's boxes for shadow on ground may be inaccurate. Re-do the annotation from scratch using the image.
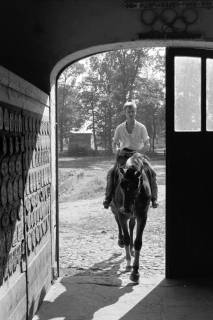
[119,278,213,320]
[34,252,139,320]
[34,262,213,320]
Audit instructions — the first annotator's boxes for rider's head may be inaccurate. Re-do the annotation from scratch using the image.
[123,101,137,121]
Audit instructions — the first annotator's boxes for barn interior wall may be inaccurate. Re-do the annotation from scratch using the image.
[0,66,52,320]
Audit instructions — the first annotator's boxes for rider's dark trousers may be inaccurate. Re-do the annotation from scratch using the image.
[104,165,117,204]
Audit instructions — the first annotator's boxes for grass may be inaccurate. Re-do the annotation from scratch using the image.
[73,176,106,200]
[58,156,165,203]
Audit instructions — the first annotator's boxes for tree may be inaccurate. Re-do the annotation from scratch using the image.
[57,62,86,151]
[137,77,165,151]
[86,49,157,151]
[58,48,166,153]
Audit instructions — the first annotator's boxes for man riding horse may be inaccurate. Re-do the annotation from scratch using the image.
[103,100,158,211]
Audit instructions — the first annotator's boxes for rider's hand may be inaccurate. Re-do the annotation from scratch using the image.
[113,147,119,154]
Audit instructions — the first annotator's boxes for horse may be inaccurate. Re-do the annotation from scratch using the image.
[110,152,151,282]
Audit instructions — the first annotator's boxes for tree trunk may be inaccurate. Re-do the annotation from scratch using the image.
[127,54,141,100]
[108,105,113,154]
[104,105,107,150]
[152,115,156,152]
[59,128,64,152]
[59,84,67,152]
[91,102,97,151]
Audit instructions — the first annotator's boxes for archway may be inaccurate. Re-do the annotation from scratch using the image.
[50,39,213,279]
[55,47,166,282]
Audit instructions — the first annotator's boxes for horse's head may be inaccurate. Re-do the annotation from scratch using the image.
[119,153,144,214]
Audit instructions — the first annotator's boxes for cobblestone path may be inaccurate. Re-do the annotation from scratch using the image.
[59,185,165,281]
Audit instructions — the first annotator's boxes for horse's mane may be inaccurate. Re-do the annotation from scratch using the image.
[126,153,144,172]
[116,148,149,170]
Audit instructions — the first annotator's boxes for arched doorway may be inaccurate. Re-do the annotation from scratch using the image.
[55,47,166,281]
[50,40,213,279]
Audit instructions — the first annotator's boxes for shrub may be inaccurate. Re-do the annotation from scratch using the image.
[67,146,96,156]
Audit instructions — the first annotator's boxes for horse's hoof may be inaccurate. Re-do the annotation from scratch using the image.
[130,271,140,282]
[118,238,125,248]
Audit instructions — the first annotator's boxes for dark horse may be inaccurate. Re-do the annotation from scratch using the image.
[110,152,151,282]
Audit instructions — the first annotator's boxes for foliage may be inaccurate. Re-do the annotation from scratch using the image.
[57,48,166,153]
[57,62,86,151]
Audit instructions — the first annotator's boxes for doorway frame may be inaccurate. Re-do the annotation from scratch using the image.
[50,39,213,278]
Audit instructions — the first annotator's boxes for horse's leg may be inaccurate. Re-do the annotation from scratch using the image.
[119,214,131,270]
[130,210,148,282]
[114,214,124,248]
[129,217,135,256]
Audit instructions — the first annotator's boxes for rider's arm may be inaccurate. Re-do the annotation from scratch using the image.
[138,138,150,154]
[112,141,119,154]
[112,126,120,154]
[143,138,150,153]
[138,124,150,154]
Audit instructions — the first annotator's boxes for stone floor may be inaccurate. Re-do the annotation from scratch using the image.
[33,274,213,320]
[33,166,213,320]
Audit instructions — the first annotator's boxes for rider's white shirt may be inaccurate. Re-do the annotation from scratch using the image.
[113,120,149,151]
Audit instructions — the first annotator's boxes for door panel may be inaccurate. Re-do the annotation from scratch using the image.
[206,58,213,131]
[174,56,201,132]
[166,48,213,278]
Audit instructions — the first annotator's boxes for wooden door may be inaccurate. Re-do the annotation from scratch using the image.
[166,48,213,277]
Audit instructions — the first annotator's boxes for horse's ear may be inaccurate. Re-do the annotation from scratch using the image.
[134,170,141,178]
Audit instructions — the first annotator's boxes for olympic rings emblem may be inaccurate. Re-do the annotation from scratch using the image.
[140,8,198,32]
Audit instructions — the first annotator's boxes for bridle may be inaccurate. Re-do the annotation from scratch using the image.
[119,165,143,212]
